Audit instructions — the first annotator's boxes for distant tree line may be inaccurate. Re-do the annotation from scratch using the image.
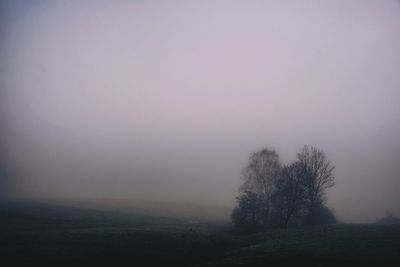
[232,145,336,231]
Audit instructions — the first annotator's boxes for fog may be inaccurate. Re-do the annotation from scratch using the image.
[1,0,399,223]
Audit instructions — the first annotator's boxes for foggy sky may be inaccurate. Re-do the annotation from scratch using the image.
[1,0,400,223]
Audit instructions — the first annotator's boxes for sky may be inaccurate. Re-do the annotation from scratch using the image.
[1,0,400,223]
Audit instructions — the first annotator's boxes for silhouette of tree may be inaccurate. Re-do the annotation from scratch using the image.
[239,148,281,219]
[231,190,268,230]
[272,162,306,228]
[232,145,336,230]
[297,145,335,225]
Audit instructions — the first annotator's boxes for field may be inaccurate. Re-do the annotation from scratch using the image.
[1,201,400,266]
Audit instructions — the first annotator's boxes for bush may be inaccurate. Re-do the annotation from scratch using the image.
[304,204,336,225]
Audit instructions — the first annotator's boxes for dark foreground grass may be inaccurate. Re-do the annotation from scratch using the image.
[1,204,400,266]
[211,224,400,267]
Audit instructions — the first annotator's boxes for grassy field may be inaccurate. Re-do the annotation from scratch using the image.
[1,202,400,266]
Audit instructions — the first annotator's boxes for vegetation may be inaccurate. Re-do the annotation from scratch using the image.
[1,147,398,266]
[232,145,336,231]
[1,203,399,266]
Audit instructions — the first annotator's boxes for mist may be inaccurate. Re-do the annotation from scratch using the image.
[1,0,400,223]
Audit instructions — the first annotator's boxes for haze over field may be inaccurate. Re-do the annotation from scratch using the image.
[1,0,400,223]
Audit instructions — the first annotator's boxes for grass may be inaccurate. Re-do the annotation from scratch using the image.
[1,202,400,266]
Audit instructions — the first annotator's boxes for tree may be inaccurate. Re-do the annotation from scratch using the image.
[240,148,281,200]
[231,191,268,231]
[272,162,306,228]
[232,145,336,231]
[233,148,281,229]
[297,145,335,225]
[232,148,281,228]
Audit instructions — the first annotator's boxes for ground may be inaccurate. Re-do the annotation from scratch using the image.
[1,201,399,266]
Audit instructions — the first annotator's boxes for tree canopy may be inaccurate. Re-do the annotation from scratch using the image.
[232,145,336,231]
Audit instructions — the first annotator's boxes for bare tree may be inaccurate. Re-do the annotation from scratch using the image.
[272,162,306,228]
[232,146,336,230]
[240,148,281,200]
[233,148,281,228]
[297,145,335,224]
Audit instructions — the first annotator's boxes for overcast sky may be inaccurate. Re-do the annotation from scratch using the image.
[1,0,400,222]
